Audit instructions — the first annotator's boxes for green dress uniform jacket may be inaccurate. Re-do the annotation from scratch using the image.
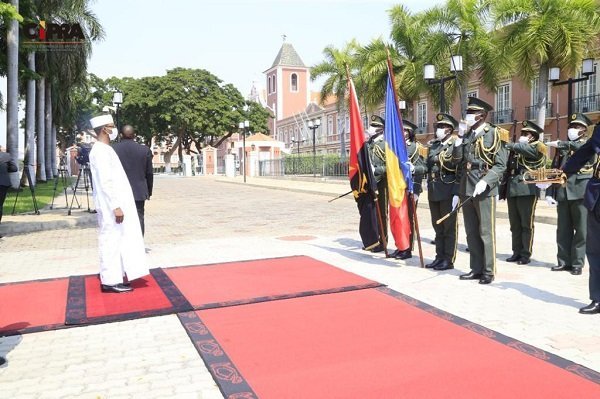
[427,136,459,263]
[368,134,388,244]
[551,139,594,269]
[407,140,426,195]
[452,122,509,277]
[504,140,546,260]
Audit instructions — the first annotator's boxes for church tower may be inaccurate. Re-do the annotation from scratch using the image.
[264,39,310,122]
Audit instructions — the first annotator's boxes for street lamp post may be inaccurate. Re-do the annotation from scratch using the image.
[307,118,321,178]
[549,58,595,128]
[424,55,463,113]
[238,120,250,183]
[112,90,123,133]
[291,136,305,175]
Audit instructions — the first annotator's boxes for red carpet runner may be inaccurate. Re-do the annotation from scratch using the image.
[0,278,69,335]
[164,255,381,309]
[179,287,600,399]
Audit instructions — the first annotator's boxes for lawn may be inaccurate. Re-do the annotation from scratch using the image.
[3,177,74,215]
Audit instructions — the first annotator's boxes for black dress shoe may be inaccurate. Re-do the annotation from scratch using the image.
[459,271,482,280]
[425,258,443,268]
[571,267,583,275]
[517,258,530,265]
[551,264,572,272]
[395,250,412,260]
[101,283,133,293]
[579,301,600,314]
[506,254,521,262]
[479,275,494,284]
[434,260,454,271]
[371,244,385,253]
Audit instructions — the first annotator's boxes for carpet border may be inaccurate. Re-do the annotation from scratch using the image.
[376,286,600,385]
[64,268,192,326]
[178,311,258,399]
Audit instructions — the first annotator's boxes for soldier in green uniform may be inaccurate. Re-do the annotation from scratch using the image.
[367,115,387,252]
[546,113,594,275]
[452,97,509,284]
[426,113,460,271]
[504,121,547,265]
[391,119,427,260]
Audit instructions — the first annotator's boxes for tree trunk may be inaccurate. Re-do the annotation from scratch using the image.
[6,0,19,183]
[51,124,57,176]
[36,77,46,182]
[536,63,549,142]
[163,135,181,173]
[45,81,53,178]
[25,51,36,186]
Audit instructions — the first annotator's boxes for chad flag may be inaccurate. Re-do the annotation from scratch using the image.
[347,75,379,250]
[384,66,412,251]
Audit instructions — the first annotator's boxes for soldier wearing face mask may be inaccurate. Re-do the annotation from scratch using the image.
[390,119,427,260]
[452,97,509,284]
[504,121,547,265]
[546,113,595,276]
[425,113,460,271]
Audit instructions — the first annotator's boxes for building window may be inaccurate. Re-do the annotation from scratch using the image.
[268,76,272,94]
[327,115,333,136]
[291,73,298,92]
[272,74,276,93]
[496,83,512,123]
[531,77,550,106]
[417,102,427,131]
[577,62,598,99]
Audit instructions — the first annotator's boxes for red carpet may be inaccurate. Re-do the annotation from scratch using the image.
[180,288,600,399]
[165,256,381,309]
[0,278,69,336]
[65,268,191,325]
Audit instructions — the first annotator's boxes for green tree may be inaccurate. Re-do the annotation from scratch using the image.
[493,0,600,129]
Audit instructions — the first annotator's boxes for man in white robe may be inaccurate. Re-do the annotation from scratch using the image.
[89,114,149,293]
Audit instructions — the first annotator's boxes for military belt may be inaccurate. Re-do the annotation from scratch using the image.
[465,161,489,171]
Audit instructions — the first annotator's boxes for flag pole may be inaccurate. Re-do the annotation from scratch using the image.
[385,50,425,268]
[345,64,389,258]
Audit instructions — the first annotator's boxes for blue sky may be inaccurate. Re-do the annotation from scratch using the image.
[88,0,439,97]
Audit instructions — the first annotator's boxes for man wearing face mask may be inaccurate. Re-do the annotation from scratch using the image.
[390,119,427,260]
[426,113,460,270]
[546,113,594,276]
[367,115,388,252]
[89,114,149,293]
[452,97,509,284]
[504,121,547,265]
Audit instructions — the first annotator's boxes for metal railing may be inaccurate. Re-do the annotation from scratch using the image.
[258,156,349,178]
[572,94,600,114]
[524,103,554,120]
[489,109,514,124]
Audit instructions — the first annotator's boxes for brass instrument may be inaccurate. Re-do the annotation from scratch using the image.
[522,168,566,185]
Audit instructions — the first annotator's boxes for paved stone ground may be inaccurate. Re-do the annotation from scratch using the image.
[1,175,599,398]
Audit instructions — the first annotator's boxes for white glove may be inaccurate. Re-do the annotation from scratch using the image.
[452,195,459,210]
[545,196,558,206]
[536,183,550,190]
[405,161,415,174]
[546,140,559,148]
[473,180,488,197]
[458,121,468,137]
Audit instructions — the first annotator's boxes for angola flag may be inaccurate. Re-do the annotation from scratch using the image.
[383,65,412,251]
[347,76,380,250]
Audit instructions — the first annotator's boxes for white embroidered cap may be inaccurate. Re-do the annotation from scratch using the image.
[89,114,114,128]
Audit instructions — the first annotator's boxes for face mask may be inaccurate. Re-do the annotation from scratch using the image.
[436,128,447,140]
[568,128,581,141]
[518,136,530,144]
[108,128,118,141]
[465,114,477,127]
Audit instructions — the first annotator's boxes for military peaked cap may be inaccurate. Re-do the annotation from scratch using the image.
[521,120,544,139]
[569,113,592,128]
[402,119,418,131]
[370,115,385,128]
[435,113,458,129]
[466,97,493,113]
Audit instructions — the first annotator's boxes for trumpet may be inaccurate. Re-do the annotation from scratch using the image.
[522,168,566,185]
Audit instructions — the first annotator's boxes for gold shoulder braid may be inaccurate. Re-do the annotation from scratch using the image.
[418,144,429,158]
[498,126,510,143]
[372,142,386,162]
[518,141,546,172]
[409,143,422,162]
[439,144,456,173]
[474,125,501,166]
[536,141,547,157]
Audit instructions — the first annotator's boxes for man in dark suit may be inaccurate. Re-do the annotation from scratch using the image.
[0,146,17,227]
[113,125,154,236]
[563,121,600,315]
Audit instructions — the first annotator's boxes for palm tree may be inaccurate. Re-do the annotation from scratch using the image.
[493,0,600,129]
[5,0,22,177]
[421,0,506,117]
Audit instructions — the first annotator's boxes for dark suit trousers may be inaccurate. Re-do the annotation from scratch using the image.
[557,199,587,268]
[135,200,146,236]
[586,210,600,302]
[0,185,8,223]
[462,194,496,276]
[429,198,457,263]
